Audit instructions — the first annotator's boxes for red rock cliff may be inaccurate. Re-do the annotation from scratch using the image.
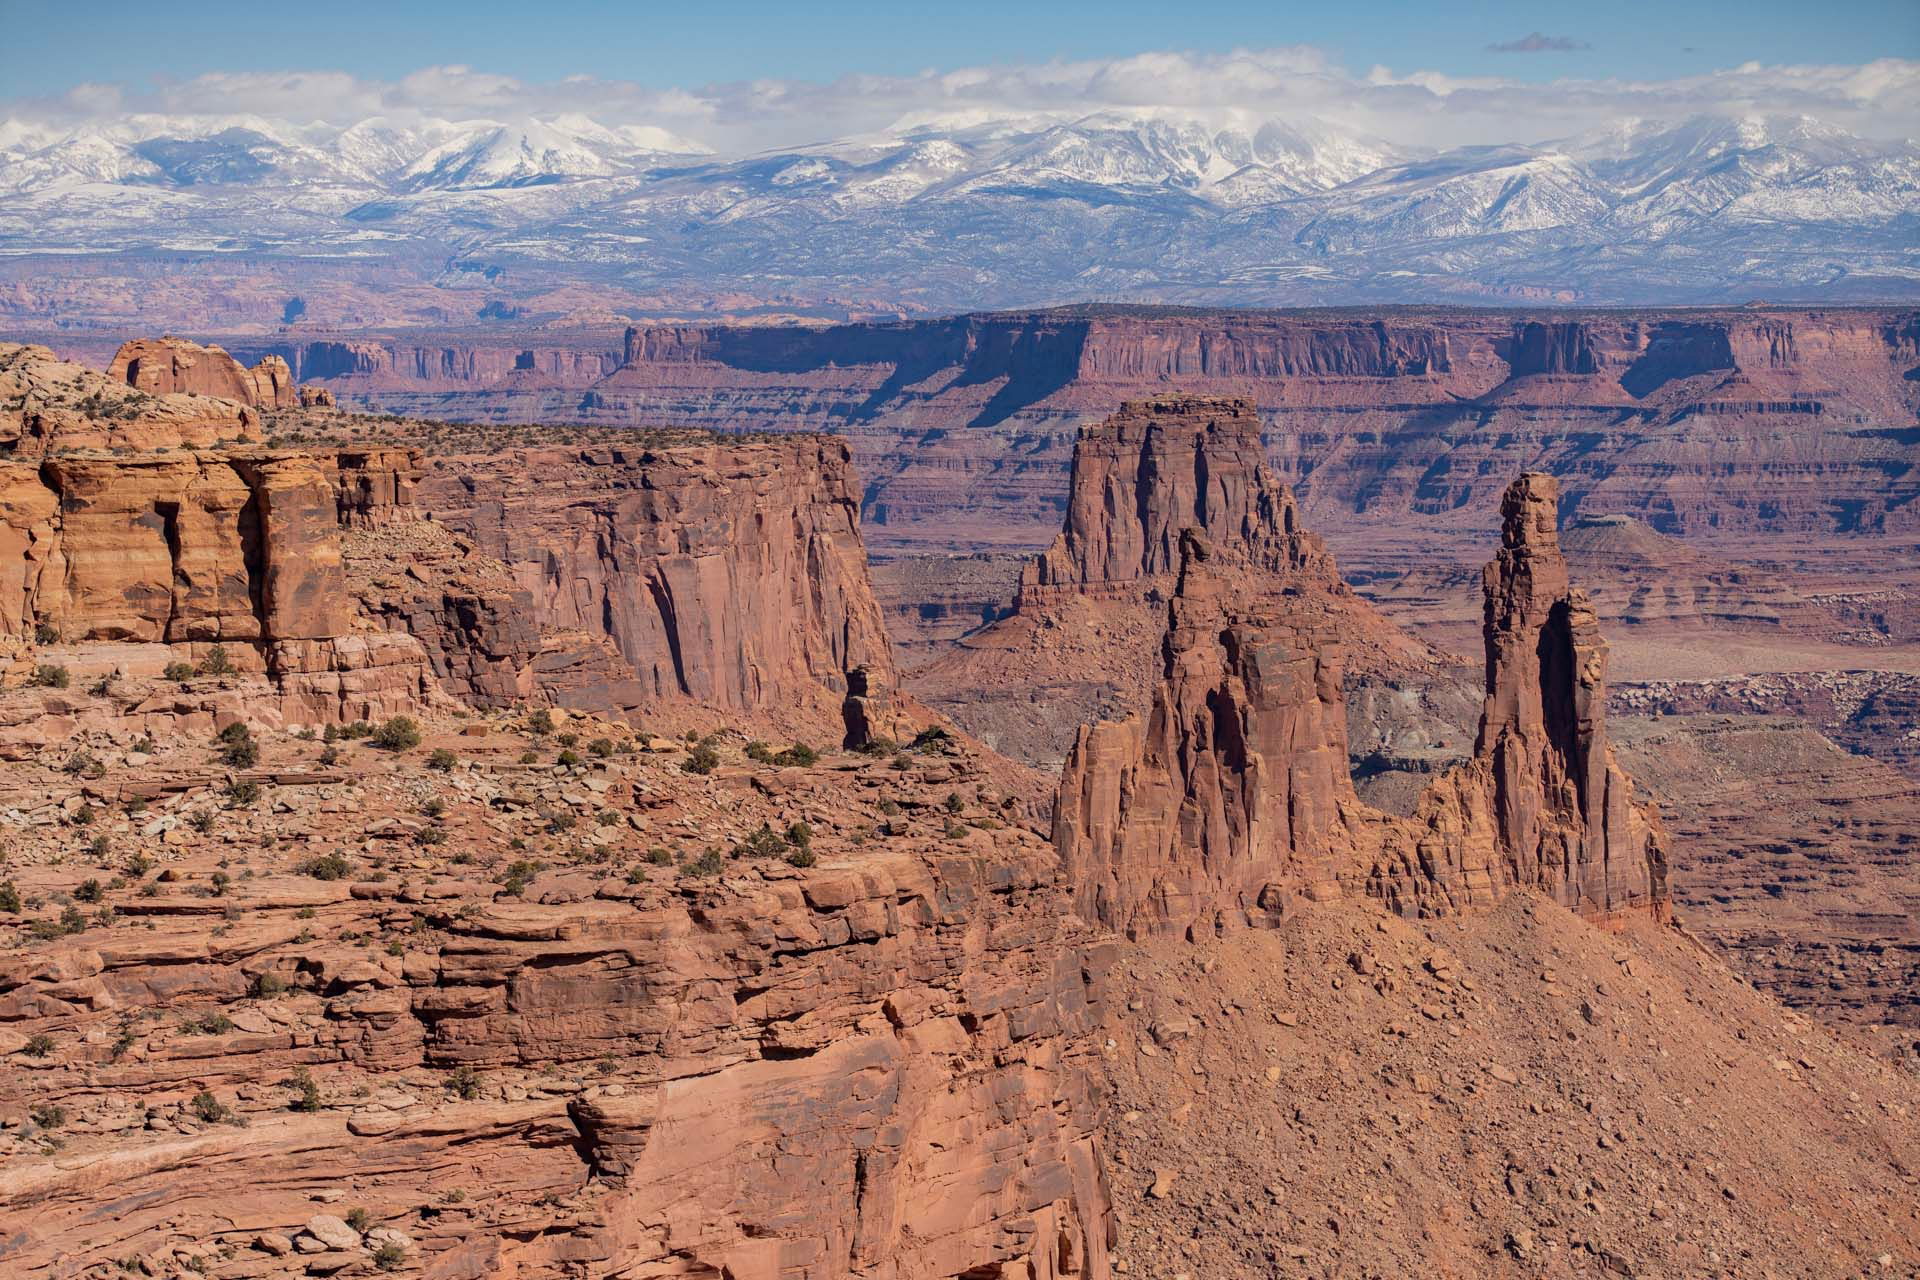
[417,437,898,730]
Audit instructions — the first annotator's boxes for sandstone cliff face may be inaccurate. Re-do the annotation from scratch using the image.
[0,444,439,721]
[1053,471,1669,937]
[109,337,303,409]
[417,437,898,730]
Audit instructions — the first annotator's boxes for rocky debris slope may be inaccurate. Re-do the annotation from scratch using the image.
[1100,892,1920,1278]
[108,337,310,410]
[915,396,1441,765]
[1054,471,1668,938]
[414,436,900,736]
[0,707,1110,1279]
[1612,714,1920,1030]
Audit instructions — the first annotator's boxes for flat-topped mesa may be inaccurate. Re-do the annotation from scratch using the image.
[109,336,302,409]
[1020,395,1337,601]
[1055,471,1670,938]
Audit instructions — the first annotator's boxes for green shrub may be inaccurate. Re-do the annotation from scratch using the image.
[218,732,259,769]
[681,742,720,775]
[73,878,102,904]
[647,846,672,866]
[300,853,350,881]
[0,880,20,913]
[31,1104,65,1129]
[199,644,234,676]
[679,849,725,878]
[772,743,818,767]
[556,748,582,767]
[744,740,774,764]
[943,792,965,814]
[290,1067,321,1112]
[586,737,614,758]
[318,745,340,766]
[224,780,260,807]
[345,1207,372,1234]
[30,664,69,689]
[23,1033,54,1057]
[370,717,420,752]
[426,748,457,771]
[785,848,817,869]
[739,824,785,859]
[189,1090,230,1123]
[163,662,196,683]
[525,709,554,735]
[447,1065,481,1099]
[252,972,287,997]
[501,860,542,895]
[33,621,58,644]
[373,1242,406,1271]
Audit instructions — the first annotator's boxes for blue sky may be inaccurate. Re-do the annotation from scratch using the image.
[3,0,1914,98]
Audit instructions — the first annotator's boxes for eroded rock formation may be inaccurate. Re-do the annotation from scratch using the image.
[917,396,1436,765]
[109,337,302,409]
[1054,470,1669,938]
[416,437,898,731]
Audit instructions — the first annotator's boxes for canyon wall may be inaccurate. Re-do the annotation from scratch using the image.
[414,436,897,732]
[233,307,1920,549]
[109,337,303,410]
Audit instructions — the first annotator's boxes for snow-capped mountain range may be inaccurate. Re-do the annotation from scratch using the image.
[0,109,1913,314]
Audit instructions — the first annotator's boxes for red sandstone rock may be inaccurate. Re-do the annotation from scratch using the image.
[417,437,898,732]
[1053,471,1669,936]
[109,337,302,409]
[917,396,1440,766]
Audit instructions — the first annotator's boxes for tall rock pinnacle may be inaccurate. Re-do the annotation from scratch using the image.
[1472,472,1669,915]
[1055,457,1670,937]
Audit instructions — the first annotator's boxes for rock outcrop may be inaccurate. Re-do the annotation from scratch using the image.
[109,337,302,409]
[0,342,259,456]
[0,705,1112,1280]
[917,397,1437,766]
[1381,474,1670,919]
[1054,471,1669,938]
[416,437,898,732]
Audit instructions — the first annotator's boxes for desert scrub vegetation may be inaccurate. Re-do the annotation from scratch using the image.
[371,717,421,751]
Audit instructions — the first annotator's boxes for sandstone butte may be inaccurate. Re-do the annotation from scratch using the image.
[0,363,1913,1280]
[912,396,1443,765]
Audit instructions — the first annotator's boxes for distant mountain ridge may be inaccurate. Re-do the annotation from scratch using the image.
[0,109,1914,317]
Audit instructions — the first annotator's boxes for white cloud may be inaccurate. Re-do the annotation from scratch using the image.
[3,48,1915,153]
